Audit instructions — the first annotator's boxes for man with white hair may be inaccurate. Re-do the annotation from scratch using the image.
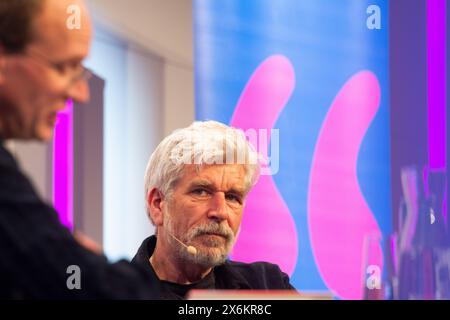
[133,121,295,299]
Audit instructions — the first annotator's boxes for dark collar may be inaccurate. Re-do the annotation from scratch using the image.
[131,236,179,299]
[131,235,156,266]
[132,235,252,291]
[0,140,41,203]
[0,140,19,169]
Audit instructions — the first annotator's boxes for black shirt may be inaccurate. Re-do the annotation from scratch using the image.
[0,141,162,299]
[132,235,296,300]
[161,269,215,299]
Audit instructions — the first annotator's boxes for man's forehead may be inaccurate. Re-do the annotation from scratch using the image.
[31,0,92,58]
[182,165,246,189]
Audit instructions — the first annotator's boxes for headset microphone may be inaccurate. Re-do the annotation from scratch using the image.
[170,233,197,255]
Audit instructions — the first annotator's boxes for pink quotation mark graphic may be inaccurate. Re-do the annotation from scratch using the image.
[230,55,298,275]
[308,71,383,300]
[229,54,383,300]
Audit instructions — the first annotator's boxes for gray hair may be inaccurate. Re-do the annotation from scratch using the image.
[144,120,262,222]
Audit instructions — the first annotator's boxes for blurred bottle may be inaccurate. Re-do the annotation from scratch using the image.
[396,166,449,299]
[426,169,450,299]
[362,233,385,300]
[384,233,398,299]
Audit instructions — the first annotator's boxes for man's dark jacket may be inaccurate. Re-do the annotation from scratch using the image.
[0,142,161,299]
[132,235,296,299]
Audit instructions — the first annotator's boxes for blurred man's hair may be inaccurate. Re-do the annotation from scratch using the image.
[0,0,43,53]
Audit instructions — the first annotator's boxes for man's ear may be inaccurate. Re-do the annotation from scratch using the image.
[0,57,5,85]
[0,45,6,85]
[147,188,165,227]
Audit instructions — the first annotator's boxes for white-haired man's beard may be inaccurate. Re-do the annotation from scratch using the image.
[164,214,236,269]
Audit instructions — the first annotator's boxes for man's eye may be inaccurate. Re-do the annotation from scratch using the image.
[225,194,241,203]
[191,189,209,197]
[53,63,69,75]
[54,62,80,75]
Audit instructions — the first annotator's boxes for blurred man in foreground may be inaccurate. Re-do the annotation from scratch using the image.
[133,121,296,299]
[0,0,160,299]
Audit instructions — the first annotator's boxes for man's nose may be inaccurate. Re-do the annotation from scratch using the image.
[207,193,229,221]
[67,79,90,104]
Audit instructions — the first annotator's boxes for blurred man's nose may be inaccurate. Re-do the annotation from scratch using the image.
[67,79,90,103]
[207,192,229,221]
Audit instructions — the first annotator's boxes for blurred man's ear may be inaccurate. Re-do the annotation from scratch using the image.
[0,46,5,85]
[147,188,165,227]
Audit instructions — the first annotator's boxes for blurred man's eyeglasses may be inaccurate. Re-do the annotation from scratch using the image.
[22,50,92,87]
